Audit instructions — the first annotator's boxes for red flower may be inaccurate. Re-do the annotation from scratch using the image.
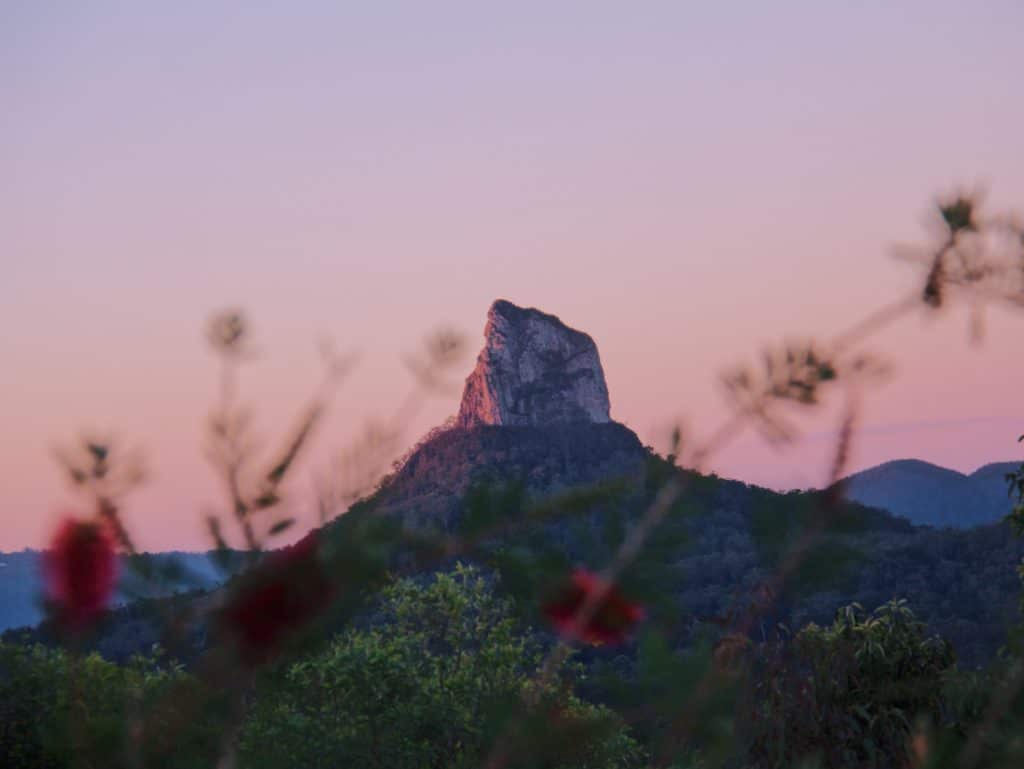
[542,569,644,646]
[219,533,335,666]
[44,517,118,629]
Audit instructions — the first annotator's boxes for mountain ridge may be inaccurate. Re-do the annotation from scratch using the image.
[842,458,1019,528]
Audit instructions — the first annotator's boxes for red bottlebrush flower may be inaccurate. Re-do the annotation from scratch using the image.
[44,517,118,630]
[218,532,335,666]
[542,569,644,646]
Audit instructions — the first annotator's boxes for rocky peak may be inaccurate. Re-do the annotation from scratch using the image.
[457,300,611,428]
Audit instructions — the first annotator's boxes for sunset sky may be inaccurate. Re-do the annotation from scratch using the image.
[2,2,1023,551]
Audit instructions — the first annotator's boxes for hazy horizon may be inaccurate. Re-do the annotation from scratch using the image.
[3,2,1022,550]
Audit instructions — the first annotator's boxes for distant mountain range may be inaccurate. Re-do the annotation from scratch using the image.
[0,550,237,633]
[842,459,1021,529]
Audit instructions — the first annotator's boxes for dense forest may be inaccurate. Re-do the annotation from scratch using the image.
[5,436,1024,768]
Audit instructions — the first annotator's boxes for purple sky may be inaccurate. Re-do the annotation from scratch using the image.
[2,2,1023,550]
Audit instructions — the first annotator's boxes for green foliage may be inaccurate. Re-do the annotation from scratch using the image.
[590,630,741,768]
[745,600,954,769]
[922,660,1024,769]
[1004,445,1024,647]
[0,641,221,769]
[918,449,1024,766]
[238,564,642,769]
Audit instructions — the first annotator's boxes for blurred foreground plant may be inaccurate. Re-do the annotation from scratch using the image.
[43,518,118,632]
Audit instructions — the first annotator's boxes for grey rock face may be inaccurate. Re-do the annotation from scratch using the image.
[457,300,611,428]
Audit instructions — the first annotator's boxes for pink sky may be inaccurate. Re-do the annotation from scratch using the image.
[2,3,1023,551]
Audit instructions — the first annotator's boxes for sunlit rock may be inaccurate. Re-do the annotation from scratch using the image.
[457,299,611,428]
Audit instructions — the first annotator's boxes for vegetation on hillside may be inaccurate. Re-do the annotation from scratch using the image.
[3,191,1024,767]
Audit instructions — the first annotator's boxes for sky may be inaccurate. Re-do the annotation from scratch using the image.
[2,1,1023,551]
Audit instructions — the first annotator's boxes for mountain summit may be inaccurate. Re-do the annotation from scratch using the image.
[360,300,643,530]
[457,300,611,428]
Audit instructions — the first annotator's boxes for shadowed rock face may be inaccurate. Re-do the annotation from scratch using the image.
[457,300,611,428]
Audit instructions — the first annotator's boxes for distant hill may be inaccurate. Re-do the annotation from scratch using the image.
[842,459,1020,528]
[0,550,238,633]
